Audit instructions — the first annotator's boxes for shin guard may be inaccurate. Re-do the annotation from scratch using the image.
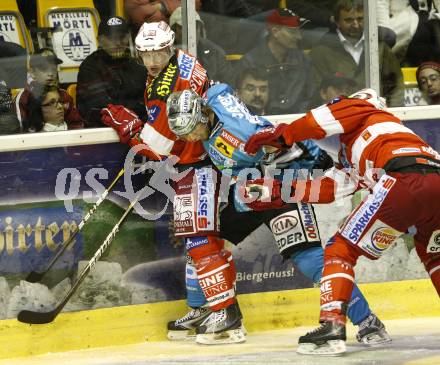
[320,258,354,325]
[188,236,236,311]
[196,250,236,311]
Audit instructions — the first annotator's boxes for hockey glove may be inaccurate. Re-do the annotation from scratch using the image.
[244,124,290,155]
[101,104,144,144]
[238,178,289,211]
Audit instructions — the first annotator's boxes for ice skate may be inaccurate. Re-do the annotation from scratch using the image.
[195,302,246,345]
[356,313,392,346]
[167,306,212,341]
[297,321,347,356]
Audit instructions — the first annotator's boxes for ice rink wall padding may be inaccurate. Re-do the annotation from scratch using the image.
[0,279,439,360]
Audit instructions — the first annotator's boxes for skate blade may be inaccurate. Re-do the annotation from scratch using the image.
[196,327,246,345]
[358,332,392,347]
[167,329,195,341]
[297,340,346,356]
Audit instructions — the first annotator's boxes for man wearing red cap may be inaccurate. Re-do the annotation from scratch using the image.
[238,8,316,115]
[416,61,440,105]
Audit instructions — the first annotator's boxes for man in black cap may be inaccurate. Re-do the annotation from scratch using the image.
[77,16,148,127]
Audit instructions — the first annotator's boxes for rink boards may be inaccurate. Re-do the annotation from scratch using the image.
[0,278,439,360]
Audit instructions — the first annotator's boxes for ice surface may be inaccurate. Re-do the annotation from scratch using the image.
[3,317,440,365]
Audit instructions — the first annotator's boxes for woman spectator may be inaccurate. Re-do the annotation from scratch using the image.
[23,85,79,132]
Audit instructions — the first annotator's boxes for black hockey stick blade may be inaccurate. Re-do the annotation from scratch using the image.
[17,192,140,324]
[24,168,125,283]
[24,229,79,283]
[17,307,59,324]
[24,271,47,284]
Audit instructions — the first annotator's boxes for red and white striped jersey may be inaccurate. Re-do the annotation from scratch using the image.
[129,49,209,164]
[283,92,440,202]
[284,97,438,175]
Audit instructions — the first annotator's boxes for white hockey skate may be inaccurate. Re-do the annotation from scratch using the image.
[356,313,392,346]
[167,306,212,341]
[297,321,347,356]
[195,302,246,345]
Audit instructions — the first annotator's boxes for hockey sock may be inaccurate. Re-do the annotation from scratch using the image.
[319,257,354,324]
[291,247,371,325]
[185,255,207,308]
[188,236,236,311]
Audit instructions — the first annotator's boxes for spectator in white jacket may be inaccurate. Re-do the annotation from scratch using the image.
[377,0,440,65]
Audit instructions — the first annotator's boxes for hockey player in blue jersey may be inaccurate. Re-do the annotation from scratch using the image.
[165,83,391,346]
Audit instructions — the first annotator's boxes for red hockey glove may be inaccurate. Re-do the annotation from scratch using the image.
[238,178,289,211]
[101,104,144,144]
[244,124,290,155]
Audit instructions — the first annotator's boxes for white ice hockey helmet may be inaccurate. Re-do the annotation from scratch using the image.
[135,21,175,52]
[348,88,387,110]
[167,89,208,136]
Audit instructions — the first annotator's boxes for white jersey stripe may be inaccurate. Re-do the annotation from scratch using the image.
[350,122,416,169]
[311,105,344,136]
[321,273,354,283]
[198,263,230,279]
[139,123,175,156]
[429,264,440,276]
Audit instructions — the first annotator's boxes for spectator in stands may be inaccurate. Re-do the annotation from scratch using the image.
[0,40,27,89]
[238,1,395,52]
[378,0,440,66]
[238,8,316,114]
[23,85,79,132]
[235,67,269,115]
[416,61,440,105]
[124,0,180,34]
[237,1,333,52]
[0,80,21,135]
[77,16,148,127]
[169,7,233,83]
[309,74,358,108]
[309,0,405,107]
[15,48,83,130]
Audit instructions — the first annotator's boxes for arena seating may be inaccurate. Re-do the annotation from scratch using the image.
[0,0,34,52]
[36,0,100,83]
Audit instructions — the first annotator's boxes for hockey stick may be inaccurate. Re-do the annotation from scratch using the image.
[25,168,125,283]
[17,192,141,324]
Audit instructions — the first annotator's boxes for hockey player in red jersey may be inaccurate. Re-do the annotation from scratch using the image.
[243,89,440,355]
[100,21,245,345]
